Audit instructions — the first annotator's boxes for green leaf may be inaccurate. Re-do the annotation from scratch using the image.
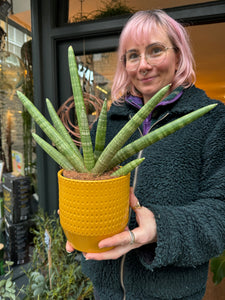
[5,278,13,288]
[80,107,95,170]
[5,261,14,266]
[46,97,83,161]
[92,84,171,174]
[34,287,44,296]
[6,286,16,293]
[94,99,107,160]
[31,283,38,290]
[108,104,217,169]
[68,46,95,170]
[0,279,6,287]
[17,90,87,172]
[4,291,16,298]
[111,158,145,177]
[211,250,225,285]
[32,133,74,170]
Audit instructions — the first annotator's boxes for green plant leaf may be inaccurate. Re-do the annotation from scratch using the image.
[17,90,87,173]
[68,45,95,170]
[111,158,145,177]
[80,107,95,170]
[92,84,171,174]
[33,287,44,296]
[108,103,217,169]
[31,283,38,290]
[0,279,6,287]
[23,209,94,299]
[211,250,225,285]
[46,97,83,161]
[5,261,14,266]
[5,278,13,288]
[94,99,108,160]
[32,133,74,170]
[4,291,16,299]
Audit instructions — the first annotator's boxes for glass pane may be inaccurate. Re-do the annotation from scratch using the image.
[68,0,218,23]
[74,23,225,105]
[187,22,225,102]
[77,51,116,102]
[0,19,34,178]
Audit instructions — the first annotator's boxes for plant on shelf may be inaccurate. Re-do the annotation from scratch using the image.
[16,46,216,253]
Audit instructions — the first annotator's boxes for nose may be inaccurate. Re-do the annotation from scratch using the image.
[138,54,152,70]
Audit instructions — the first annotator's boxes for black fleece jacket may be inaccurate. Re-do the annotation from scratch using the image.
[82,85,225,300]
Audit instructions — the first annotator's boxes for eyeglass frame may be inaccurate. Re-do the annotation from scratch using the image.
[120,42,178,70]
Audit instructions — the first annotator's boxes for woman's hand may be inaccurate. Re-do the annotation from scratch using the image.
[83,187,157,261]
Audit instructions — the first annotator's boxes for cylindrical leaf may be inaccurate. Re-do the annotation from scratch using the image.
[80,107,95,169]
[94,99,107,160]
[68,46,95,170]
[32,133,74,170]
[46,98,83,161]
[111,158,145,177]
[92,84,170,174]
[17,90,87,172]
[108,104,217,169]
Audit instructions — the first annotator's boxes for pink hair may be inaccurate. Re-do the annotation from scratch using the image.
[111,10,196,101]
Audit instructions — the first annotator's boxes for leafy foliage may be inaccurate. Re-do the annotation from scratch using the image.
[211,250,225,285]
[23,209,94,299]
[93,0,135,19]
[70,0,135,23]
[0,261,23,299]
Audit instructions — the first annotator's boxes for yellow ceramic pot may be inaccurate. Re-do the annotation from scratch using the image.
[58,169,130,253]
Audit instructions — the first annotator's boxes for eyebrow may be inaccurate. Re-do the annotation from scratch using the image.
[126,48,138,53]
[126,42,166,53]
[125,42,164,53]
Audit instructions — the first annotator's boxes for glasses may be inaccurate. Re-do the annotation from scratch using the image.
[121,43,176,71]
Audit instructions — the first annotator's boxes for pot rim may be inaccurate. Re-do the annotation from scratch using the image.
[58,169,130,183]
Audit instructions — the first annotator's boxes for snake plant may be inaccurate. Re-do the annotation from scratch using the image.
[17,46,216,178]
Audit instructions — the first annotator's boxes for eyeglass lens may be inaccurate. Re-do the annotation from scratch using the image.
[125,43,168,70]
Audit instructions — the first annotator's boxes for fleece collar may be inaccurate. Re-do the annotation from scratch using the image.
[109,85,212,119]
[124,87,184,134]
[125,86,184,110]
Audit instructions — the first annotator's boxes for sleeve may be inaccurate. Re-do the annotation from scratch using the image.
[137,108,225,270]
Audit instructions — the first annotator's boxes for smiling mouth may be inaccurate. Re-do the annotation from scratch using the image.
[141,76,156,82]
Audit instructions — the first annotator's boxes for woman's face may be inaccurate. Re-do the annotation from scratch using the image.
[125,29,179,103]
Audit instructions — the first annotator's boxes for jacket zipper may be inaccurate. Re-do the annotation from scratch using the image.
[120,112,170,300]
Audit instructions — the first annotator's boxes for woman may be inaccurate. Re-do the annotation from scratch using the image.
[67,10,225,300]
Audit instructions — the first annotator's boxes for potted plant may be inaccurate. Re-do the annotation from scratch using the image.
[16,46,216,253]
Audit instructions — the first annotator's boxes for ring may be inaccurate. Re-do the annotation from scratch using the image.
[132,200,142,210]
[128,230,135,245]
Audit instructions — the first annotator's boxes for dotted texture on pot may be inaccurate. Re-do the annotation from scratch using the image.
[58,169,130,237]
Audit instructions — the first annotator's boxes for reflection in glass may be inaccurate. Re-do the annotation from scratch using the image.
[69,0,135,23]
[187,23,225,102]
[76,52,117,103]
[0,50,25,91]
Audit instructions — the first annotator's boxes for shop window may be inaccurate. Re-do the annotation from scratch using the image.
[68,0,214,23]
[188,22,225,102]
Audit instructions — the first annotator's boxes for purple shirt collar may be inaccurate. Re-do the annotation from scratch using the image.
[125,87,184,135]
